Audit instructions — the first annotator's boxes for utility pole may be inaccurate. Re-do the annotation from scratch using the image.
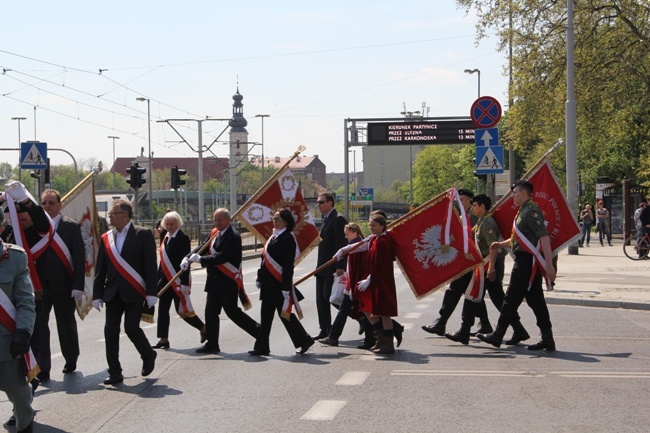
[108,135,120,190]
[11,117,26,182]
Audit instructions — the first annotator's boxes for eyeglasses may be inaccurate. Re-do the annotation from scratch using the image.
[317,200,326,204]
[108,211,126,216]
[272,217,282,222]
[41,201,58,206]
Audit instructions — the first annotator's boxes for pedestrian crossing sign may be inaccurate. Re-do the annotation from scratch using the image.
[20,141,48,170]
[475,145,504,174]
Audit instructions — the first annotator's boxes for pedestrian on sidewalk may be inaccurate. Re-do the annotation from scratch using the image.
[579,203,594,247]
[596,200,612,246]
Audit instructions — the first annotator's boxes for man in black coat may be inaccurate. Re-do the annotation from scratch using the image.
[313,192,347,340]
[36,189,86,378]
[185,208,259,353]
[93,199,158,385]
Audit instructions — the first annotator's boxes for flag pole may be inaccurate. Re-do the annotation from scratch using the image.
[158,145,307,297]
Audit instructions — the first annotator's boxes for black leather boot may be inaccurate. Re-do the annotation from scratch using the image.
[421,318,446,336]
[393,320,404,347]
[527,328,556,351]
[445,323,471,345]
[504,321,531,345]
[477,326,507,348]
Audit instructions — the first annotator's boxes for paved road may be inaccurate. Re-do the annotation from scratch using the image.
[4,248,650,432]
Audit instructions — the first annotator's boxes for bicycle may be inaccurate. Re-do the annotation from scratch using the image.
[623,232,650,260]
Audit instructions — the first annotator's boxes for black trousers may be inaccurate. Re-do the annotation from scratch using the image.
[254,294,311,353]
[37,290,80,373]
[204,277,260,348]
[315,274,334,332]
[437,271,474,322]
[157,286,204,339]
[460,256,521,326]
[105,295,155,376]
[497,253,552,331]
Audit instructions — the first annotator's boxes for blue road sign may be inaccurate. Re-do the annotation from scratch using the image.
[358,188,374,198]
[475,128,499,147]
[20,141,48,170]
[475,145,504,174]
[470,96,502,128]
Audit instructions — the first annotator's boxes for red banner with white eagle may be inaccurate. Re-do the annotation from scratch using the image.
[490,160,581,254]
[389,190,483,299]
[238,168,320,265]
[61,173,100,320]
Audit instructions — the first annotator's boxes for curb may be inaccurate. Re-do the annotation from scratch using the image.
[546,296,650,311]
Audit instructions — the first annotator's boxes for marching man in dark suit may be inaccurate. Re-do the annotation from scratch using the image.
[183,208,259,354]
[313,192,347,340]
[37,189,86,377]
[93,199,158,385]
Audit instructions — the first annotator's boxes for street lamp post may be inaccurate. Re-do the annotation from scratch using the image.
[255,114,270,182]
[136,98,153,220]
[464,68,482,194]
[108,135,120,191]
[11,117,26,182]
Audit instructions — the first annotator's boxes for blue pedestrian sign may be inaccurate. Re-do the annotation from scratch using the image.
[21,141,48,170]
[475,128,499,147]
[475,145,504,174]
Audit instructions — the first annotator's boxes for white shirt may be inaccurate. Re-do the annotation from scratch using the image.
[113,222,132,254]
[52,213,62,230]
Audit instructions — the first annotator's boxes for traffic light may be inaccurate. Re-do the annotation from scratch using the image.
[126,163,146,189]
[44,158,51,186]
[171,166,186,190]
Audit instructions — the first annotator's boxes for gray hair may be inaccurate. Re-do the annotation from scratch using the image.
[161,211,183,230]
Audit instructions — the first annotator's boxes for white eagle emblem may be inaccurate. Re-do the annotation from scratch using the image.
[412,224,458,269]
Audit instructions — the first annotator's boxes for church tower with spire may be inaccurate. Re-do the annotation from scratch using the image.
[228,87,249,212]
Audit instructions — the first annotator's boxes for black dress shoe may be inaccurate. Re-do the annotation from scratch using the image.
[421,322,445,336]
[152,341,170,349]
[248,349,270,356]
[477,332,502,348]
[141,351,157,377]
[200,332,207,343]
[298,337,315,354]
[196,344,221,354]
[357,341,375,350]
[311,330,328,340]
[37,371,50,382]
[62,363,76,373]
[103,374,124,385]
[6,414,15,426]
[319,337,338,347]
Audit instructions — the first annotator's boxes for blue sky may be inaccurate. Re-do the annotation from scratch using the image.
[1,1,508,175]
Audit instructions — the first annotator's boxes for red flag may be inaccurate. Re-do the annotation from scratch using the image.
[390,191,483,299]
[238,168,321,265]
[491,160,581,254]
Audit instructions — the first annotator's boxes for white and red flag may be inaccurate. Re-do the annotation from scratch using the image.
[490,160,581,255]
[238,168,320,265]
[61,173,100,320]
[390,190,483,299]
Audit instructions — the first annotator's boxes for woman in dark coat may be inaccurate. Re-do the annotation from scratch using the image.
[249,209,314,356]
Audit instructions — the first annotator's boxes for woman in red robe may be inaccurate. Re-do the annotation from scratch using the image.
[357,213,398,354]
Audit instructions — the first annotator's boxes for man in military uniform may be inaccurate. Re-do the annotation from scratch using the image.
[477,180,557,351]
[422,189,488,336]
[0,207,36,433]
[445,194,529,345]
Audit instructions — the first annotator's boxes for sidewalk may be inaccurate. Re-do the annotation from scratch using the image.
[529,238,650,311]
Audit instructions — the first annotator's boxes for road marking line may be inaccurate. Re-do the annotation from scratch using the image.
[414,304,429,310]
[300,400,347,420]
[392,370,543,377]
[551,371,650,378]
[142,324,156,329]
[336,371,370,386]
[403,312,421,319]
[98,333,126,342]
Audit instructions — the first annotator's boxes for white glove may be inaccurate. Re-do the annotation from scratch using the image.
[189,253,201,263]
[180,257,190,271]
[256,280,261,289]
[334,247,347,261]
[357,275,371,292]
[5,181,30,203]
[146,296,158,308]
[180,285,191,296]
[92,299,103,311]
[71,290,85,300]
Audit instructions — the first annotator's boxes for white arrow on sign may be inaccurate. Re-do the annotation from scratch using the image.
[480,129,493,147]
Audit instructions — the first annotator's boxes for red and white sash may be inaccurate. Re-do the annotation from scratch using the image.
[262,241,303,320]
[0,275,40,381]
[5,194,54,295]
[102,231,146,299]
[512,218,552,291]
[465,259,488,302]
[209,228,252,310]
[50,229,74,277]
[159,237,195,318]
